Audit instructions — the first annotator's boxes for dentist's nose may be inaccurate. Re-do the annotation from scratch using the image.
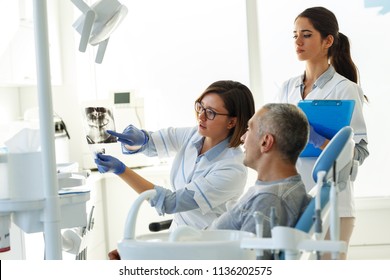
[198,110,207,121]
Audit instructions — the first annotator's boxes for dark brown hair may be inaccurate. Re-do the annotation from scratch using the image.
[195,80,255,148]
[296,7,368,101]
[296,7,358,83]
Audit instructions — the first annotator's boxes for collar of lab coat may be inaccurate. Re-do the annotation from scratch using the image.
[295,65,336,90]
[192,135,231,161]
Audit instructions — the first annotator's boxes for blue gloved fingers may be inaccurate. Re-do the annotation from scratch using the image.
[117,138,136,146]
[107,125,148,147]
[94,157,111,173]
[94,153,126,175]
[106,130,124,138]
[309,125,327,149]
[107,130,136,146]
[96,153,115,161]
[94,154,113,173]
[96,163,110,174]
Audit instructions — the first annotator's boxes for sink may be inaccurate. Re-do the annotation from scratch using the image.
[118,227,256,260]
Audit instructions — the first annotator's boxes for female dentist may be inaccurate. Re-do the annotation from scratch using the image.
[276,6,369,259]
[95,80,255,230]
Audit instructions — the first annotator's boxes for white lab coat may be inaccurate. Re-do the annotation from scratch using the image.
[148,126,247,229]
[277,66,368,217]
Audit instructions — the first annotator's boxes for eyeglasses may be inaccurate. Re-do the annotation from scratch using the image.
[194,101,230,120]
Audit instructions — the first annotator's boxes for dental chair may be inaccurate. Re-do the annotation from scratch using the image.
[240,126,358,260]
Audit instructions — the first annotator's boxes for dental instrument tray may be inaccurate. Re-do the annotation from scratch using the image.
[298,100,355,157]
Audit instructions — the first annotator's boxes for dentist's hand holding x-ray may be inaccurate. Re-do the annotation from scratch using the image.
[95,154,126,174]
[108,124,149,152]
[94,124,147,174]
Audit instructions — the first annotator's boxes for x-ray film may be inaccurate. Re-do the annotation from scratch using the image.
[83,107,117,144]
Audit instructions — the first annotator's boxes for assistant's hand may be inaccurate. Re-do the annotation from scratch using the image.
[309,125,327,149]
[107,125,148,146]
[94,153,126,175]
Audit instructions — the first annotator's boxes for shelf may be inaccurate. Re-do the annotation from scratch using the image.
[0,191,90,234]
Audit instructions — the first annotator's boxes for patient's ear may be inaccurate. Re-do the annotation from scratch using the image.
[261,133,274,152]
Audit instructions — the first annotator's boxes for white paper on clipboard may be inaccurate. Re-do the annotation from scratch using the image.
[298,99,355,157]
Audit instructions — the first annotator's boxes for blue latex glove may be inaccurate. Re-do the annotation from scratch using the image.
[309,125,326,149]
[94,153,126,175]
[107,125,148,146]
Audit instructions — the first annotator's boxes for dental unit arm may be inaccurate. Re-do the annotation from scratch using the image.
[241,126,358,260]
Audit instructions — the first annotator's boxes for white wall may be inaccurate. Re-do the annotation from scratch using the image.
[0,88,22,148]
[90,0,251,128]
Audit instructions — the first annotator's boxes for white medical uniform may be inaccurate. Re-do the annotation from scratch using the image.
[277,65,368,217]
[144,126,247,229]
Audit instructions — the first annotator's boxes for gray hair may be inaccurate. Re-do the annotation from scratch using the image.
[257,103,309,163]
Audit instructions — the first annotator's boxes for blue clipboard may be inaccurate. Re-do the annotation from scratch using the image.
[298,100,355,157]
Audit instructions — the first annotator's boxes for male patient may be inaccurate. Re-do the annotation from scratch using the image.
[208,103,311,259]
[109,103,311,260]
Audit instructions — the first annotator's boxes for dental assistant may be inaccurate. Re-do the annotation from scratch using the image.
[95,80,255,230]
[276,7,369,259]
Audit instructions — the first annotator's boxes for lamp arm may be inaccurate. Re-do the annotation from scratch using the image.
[78,10,96,52]
[71,0,91,13]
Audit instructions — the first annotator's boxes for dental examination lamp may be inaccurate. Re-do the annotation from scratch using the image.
[72,0,128,63]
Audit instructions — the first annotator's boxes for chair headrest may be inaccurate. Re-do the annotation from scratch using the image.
[312,126,354,183]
